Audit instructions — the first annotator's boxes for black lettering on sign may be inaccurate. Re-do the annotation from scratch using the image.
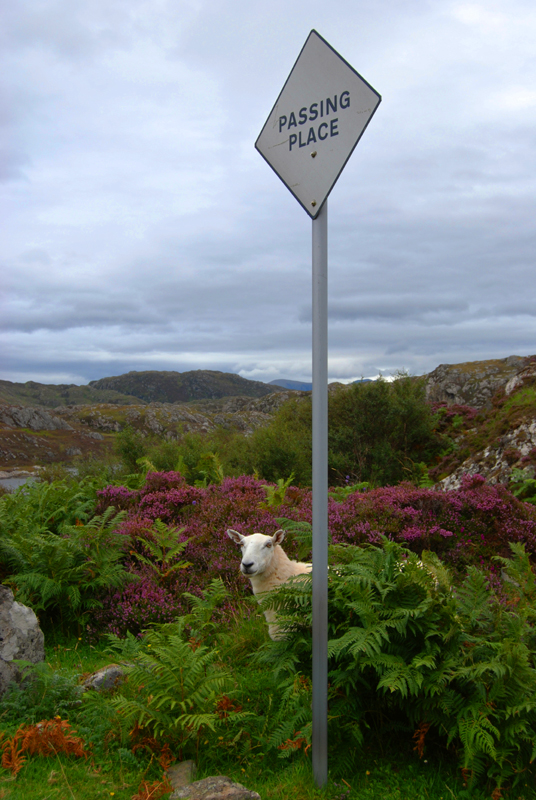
[326,96,337,114]
[318,122,328,140]
[283,92,352,150]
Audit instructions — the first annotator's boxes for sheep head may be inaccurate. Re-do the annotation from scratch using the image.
[227,529,286,577]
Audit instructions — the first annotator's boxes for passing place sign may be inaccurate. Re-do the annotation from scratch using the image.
[255,30,381,218]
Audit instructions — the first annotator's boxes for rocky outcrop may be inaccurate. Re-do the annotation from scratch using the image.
[0,586,45,696]
[438,419,536,490]
[0,406,73,431]
[425,355,533,409]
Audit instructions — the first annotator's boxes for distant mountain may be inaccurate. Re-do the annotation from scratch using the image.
[269,379,312,391]
[269,378,373,391]
[0,370,287,409]
[88,370,285,404]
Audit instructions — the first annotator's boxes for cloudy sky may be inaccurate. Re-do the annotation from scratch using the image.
[1,0,535,387]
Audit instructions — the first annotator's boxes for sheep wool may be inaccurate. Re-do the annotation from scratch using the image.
[227,529,311,640]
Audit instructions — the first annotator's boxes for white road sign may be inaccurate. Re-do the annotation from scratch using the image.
[255,30,381,218]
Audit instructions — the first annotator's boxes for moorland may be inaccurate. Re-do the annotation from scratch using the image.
[1,356,536,799]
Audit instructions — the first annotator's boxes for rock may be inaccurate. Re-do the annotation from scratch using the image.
[167,760,197,789]
[169,776,261,800]
[82,664,125,691]
[505,361,536,396]
[437,418,536,490]
[0,405,73,431]
[425,355,531,409]
[0,586,45,696]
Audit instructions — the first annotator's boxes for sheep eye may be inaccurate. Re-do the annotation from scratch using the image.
[265,542,272,548]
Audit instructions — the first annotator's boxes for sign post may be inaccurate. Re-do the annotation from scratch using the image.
[255,30,381,786]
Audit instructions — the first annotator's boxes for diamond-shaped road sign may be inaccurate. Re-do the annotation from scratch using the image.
[255,30,381,219]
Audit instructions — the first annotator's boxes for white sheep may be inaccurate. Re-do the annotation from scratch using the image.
[227,529,312,640]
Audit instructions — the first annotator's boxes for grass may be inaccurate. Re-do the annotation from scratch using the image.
[1,608,536,800]
[4,746,533,800]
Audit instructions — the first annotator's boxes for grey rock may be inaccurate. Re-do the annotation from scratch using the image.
[0,405,73,431]
[167,760,197,789]
[0,585,45,696]
[437,418,536,490]
[170,776,261,800]
[425,355,531,408]
[83,664,125,691]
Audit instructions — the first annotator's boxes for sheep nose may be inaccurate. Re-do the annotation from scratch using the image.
[242,562,254,572]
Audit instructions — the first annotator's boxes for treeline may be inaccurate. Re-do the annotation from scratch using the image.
[116,374,440,487]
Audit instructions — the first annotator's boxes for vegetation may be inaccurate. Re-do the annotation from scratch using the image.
[111,372,442,488]
[1,371,536,798]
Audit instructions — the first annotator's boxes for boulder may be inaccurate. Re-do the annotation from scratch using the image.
[170,776,261,800]
[82,664,125,691]
[167,760,197,790]
[0,585,45,695]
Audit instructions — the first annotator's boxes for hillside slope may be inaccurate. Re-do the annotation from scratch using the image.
[88,370,285,404]
[0,379,142,408]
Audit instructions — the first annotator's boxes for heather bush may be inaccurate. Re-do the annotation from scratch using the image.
[90,470,536,637]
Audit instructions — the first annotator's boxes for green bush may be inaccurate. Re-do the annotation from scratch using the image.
[256,538,536,792]
[327,375,439,485]
[0,506,133,633]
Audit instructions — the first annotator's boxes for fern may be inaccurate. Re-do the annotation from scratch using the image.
[254,536,536,790]
[110,617,250,757]
[261,474,295,509]
[132,518,191,581]
[3,506,133,630]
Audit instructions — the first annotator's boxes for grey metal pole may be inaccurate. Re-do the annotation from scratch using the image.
[312,200,328,787]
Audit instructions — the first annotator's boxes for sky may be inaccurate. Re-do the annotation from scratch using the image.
[1,0,535,387]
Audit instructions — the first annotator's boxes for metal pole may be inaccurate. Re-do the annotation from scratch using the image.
[312,199,328,786]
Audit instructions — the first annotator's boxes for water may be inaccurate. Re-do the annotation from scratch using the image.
[0,476,37,492]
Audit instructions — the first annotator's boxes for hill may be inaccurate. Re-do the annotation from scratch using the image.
[89,370,284,404]
[0,379,142,408]
[269,379,313,391]
[1,356,535,489]
[0,370,285,409]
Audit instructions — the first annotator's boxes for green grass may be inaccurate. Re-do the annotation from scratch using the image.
[2,619,536,800]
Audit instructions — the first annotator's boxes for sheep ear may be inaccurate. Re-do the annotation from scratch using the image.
[227,529,244,545]
[272,529,286,546]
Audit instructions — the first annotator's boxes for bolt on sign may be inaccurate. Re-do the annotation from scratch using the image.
[255,30,381,218]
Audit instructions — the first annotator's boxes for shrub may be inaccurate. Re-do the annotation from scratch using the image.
[257,538,536,792]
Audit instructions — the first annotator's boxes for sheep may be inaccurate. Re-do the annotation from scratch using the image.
[227,528,312,640]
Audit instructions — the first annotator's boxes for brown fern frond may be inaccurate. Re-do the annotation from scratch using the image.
[131,775,172,800]
[412,721,431,759]
[21,718,87,758]
[1,728,26,776]
[157,743,173,771]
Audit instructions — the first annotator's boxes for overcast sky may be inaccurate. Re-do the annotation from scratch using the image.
[1,0,535,386]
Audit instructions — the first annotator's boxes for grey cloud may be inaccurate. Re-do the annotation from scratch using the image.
[1,0,535,386]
